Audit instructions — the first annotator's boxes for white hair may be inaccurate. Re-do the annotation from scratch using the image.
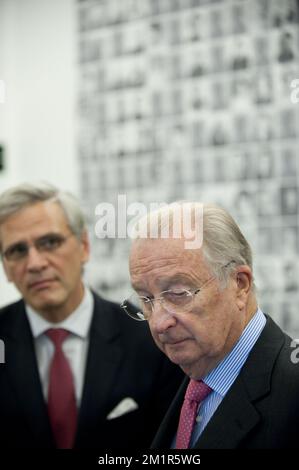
[134,201,254,287]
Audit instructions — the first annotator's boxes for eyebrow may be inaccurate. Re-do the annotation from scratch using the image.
[3,232,63,251]
[157,274,193,287]
[132,274,193,293]
[131,283,148,294]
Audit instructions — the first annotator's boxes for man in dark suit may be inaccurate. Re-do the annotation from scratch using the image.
[0,183,183,449]
[124,202,299,449]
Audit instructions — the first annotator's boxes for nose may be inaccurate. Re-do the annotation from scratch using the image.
[26,246,48,272]
[149,301,177,334]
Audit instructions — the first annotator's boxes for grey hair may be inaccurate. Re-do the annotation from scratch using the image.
[134,201,254,288]
[0,182,86,251]
[201,203,253,287]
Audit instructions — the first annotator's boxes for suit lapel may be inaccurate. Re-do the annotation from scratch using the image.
[5,301,53,446]
[195,378,260,448]
[196,316,284,448]
[76,294,123,438]
[153,378,259,449]
[153,316,284,449]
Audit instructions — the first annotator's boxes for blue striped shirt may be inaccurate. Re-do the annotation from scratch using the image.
[189,308,266,446]
[173,308,266,448]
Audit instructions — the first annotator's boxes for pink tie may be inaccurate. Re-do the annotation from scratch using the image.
[176,379,212,449]
[46,328,78,449]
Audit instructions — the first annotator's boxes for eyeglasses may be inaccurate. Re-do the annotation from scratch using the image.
[2,233,74,262]
[121,261,237,322]
[120,276,216,322]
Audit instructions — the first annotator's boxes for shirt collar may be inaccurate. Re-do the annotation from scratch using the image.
[25,287,94,339]
[204,308,266,397]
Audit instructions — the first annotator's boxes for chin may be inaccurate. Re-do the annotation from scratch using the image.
[31,294,64,311]
[165,348,194,367]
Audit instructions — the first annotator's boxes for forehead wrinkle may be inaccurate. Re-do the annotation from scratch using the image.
[131,243,201,271]
[131,254,210,292]
[131,256,180,276]
[130,239,210,291]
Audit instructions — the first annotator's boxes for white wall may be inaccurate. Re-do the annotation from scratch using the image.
[0,0,77,306]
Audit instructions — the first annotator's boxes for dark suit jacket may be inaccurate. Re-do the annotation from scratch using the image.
[0,292,183,448]
[152,316,299,449]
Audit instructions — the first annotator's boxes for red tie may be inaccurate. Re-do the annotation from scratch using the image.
[176,379,212,449]
[46,328,78,449]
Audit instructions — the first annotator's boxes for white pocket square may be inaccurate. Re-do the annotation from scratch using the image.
[106,397,139,420]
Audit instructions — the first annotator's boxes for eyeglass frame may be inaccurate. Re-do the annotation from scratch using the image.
[121,261,236,322]
[1,232,75,263]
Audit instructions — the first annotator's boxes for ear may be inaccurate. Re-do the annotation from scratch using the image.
[0,231,12,281]
[80,230,90,264]
[235,265,253,310]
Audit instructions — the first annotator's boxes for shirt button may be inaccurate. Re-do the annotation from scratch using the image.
[196,415,202,423]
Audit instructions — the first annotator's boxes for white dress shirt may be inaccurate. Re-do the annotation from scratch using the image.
[26,287,94,406]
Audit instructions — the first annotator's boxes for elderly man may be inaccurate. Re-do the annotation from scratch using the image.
[0,183,183,449]
[123,202,299,449]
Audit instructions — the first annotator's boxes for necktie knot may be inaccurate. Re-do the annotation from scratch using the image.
[46,328,69,347]
[185,379,212,403]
